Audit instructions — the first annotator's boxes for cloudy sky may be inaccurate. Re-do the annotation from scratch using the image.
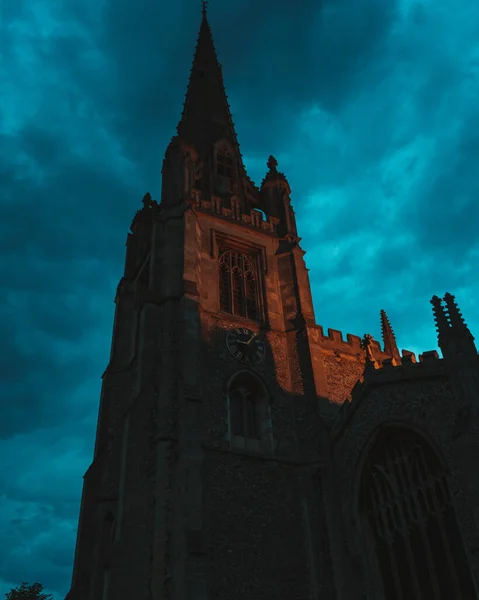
[1,0,478,596]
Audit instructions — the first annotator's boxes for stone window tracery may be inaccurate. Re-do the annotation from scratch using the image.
[359,426,476,600]
[219,249,259,321]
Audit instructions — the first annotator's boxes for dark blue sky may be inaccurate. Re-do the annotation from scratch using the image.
[1,0,478,597]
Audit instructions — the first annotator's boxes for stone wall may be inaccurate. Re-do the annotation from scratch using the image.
[205,452,310,599]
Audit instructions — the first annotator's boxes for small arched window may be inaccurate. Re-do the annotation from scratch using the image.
[359,426,476,600]
[219,250,259,321]
[216,149,234,179]
[227,371,272,453]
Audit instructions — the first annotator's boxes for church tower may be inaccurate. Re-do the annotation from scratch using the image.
[65,6,334,600]
[66,6,479,600]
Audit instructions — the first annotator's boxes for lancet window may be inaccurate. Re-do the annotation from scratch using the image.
[359,426,476,600]
[227,371,272,453]
[219,249,259,321]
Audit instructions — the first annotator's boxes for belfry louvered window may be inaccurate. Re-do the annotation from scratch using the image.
[359,427,476,600]
[219,249,259,321]
[217,149,233,178]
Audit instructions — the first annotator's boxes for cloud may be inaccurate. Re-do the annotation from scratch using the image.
[0,428,86,598]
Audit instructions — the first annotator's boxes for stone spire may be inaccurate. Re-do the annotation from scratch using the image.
[177,4,242,158]
[380,309,400,362]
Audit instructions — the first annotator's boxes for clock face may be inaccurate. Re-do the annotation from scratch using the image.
[226,327,266,366]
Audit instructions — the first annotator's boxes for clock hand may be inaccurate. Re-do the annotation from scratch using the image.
[246,334,255,345]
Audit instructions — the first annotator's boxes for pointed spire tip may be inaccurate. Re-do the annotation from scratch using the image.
[202,0,208,18]
[380,309,400,360]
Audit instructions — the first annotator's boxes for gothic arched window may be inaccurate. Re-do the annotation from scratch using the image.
[219,249,259,321]
[216,149,233,179]
[227,371,272,453]
[359,426,476,600]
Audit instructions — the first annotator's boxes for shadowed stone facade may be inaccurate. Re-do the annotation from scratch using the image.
[65,7,479,600]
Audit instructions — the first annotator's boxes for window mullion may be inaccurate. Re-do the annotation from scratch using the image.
[242,395,247,439]
[229,254,234,314]
[372,470,403,600]
[390,450,421,600]
[406,447,441,599]
[242,265,247,318]
[426,477,462,595]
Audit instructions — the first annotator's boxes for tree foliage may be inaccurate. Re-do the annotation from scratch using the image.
[5,582,53,600]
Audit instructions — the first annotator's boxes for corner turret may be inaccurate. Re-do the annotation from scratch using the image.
[124,192,159,279]
[431,292,479,411]
[260,156,297,238]
[160,136,199,208]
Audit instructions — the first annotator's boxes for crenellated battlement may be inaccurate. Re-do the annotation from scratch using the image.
[365,348,441,378]
[190,189,280,234]
[313,325,386,356]
[310,321,423,365]
[332,348,445,439]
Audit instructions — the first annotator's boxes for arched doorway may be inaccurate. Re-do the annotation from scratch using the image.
[358,425,477,599]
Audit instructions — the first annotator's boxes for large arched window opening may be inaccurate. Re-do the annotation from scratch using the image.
[227,371,272,454]
[358,426,476,600]
[219,249,259,321]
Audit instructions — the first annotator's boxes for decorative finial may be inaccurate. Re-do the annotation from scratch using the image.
[142,192,152,209]
[443,292,475,344]
[202,0,208,17]
[267,155,278,172]
[361,334,379,369]
[131,192,159,230]
[443,293,468,330]
[430,295,450,336]
[361,334,374,360]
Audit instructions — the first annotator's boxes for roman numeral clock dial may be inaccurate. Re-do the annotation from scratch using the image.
[226,328,266,366]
